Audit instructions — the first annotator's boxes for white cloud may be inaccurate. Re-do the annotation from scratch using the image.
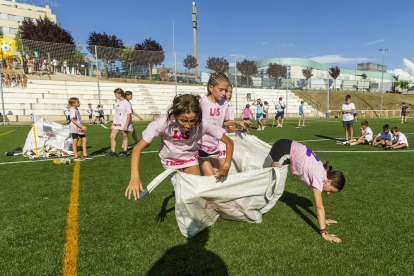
[310,55,376,64]
[262,42,268,45]
[403,58,414,75]
[366,39,385,45]
[388,58,414,82]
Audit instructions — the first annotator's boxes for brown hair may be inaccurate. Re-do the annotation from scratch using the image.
[324,162,345,191]
[245,104,250,109]
[68,97,79,106]
[383,124,390,130]
[207,73,229,94]
[361,120,368,126]
[345,95,352,101]
[125,91,133,97]
[166,94,202,126]
[114,88,125,98]
[391,126,399,133]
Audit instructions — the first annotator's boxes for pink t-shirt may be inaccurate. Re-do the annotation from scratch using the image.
[289,141,326,192]
[69,107,84,135]
[142,115,225,169]
[198,95,231,154]
[112,99,132,131]
[243,108,252,119]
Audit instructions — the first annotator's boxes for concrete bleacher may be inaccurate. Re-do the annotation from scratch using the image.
[0,80,323,123]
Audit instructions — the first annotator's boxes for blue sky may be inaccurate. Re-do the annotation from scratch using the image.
[28,0,414,77]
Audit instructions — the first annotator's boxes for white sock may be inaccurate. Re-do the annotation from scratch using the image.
[350,142,356,146]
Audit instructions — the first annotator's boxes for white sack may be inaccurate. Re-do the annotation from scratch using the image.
[23,118,74,158]
[141,133,288,238]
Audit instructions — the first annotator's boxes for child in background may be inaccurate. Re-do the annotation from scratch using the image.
[68,97,93,161]
[372,124,392,147]
[94,105,100,124]
[353,107,358,123]
[241,104,254,133]
[63,104,71,125]
[198,73,251,176]
[270,139,345,243]
[401,102,409,124]
[125,94,234,200]
[386,126,409,150]
[275,97,286,128]
[106,88,132,158]
[254,99,265,131]
[99,105,106,124]
[125,91,144,144]
[340,95,355,141]
[87,103,93,125]
[298,101,306,126]
[263,101,269,126]
[342,120,373,146]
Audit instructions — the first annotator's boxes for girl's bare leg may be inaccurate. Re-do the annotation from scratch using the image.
[182,165,201,175]
[109,129,119,152]
[199,158,216,176]
[122,131,129,151]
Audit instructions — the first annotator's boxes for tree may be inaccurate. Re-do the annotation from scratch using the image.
[301,67,313,91]
[119,46,134,77]
[206,57,229,73]
[236,60,258,86]
[134,38,165,81]
[328,66,341,91]
[361,73,368,92]
[183,55,198,83]
[86,32,124,79]
[0,28,3,39]
[266,63,287,87]
[393,75,399,92]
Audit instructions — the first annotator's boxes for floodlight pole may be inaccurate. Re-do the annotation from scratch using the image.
[379,49,388,118]
[285,65,288,118]
[95,45,101,105]
[172,21,177,96]
[327,77,330,119]
[192,2,198,82]
[0,65,6,125]
[355,45,357,84]
[234,55,238,115]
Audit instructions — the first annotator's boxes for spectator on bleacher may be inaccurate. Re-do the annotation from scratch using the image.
[33,57,39,73]
[42,59,47,72]
[22,74,27,88]
[16,74,21,87]
[10,73,16,87]
[22,56,28,74]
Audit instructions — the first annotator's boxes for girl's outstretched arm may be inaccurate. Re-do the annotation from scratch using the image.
[313,188,342,243]
[216,135,234,180]
[125,139,149,200]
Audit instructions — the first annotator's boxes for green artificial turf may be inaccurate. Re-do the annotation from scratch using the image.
[0,118,413,275]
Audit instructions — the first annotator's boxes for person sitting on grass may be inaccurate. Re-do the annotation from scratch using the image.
[342,120,373,146]
[269,139,345,243]
[385,126,409,150]
[372,124,392,148]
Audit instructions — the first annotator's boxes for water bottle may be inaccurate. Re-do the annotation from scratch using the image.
[53,158,71,165]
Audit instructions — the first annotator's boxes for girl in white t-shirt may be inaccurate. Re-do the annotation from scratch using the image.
[125,91,144,144]
[198,73,251,176]
[94,105,101,124]
[105,88,132,158]
[125,94,234,200]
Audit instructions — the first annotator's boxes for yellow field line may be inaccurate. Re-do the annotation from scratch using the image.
[62,140,81,276]
[0,130,16,136]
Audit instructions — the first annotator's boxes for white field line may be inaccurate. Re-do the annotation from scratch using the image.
[100,124,108,129]
[314,150,414,153]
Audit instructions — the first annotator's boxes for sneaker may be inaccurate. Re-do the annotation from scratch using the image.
[83,155,94,159]
[400,122,403,124]
[335,140,342,145]
[385,146,394,150]
[74,156,85,161]
[262,126,265,130]
[302,124,306,127]
[280,125,283,128]
[123,152,129,158]
[298,124,301,126]
[257,128,262,131]
[105,152,118,157]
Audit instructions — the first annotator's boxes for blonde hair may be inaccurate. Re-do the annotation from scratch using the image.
[207,73,229,94]
[68,97,78,106]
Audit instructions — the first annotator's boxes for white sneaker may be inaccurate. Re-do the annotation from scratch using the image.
[298,124,301,126]
[257,128,262,131]
[280,125,283,128]
[262,126,265,130]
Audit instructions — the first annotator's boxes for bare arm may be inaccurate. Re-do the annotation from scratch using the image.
[132,111,143,120]
[70,118,86,131]
[372,135,380,146]
[125,139,149,200]
[216,134,234,180]
[313,188,342,243]
[123,114,131,131]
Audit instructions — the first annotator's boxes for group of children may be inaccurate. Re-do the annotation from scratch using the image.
[338,95,409,150]
[66,89,144,161]
[241,96,290,131]
[119,73,346,243]
[1,73,28,88]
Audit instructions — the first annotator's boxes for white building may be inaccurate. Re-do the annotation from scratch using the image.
[0,0,56,39]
